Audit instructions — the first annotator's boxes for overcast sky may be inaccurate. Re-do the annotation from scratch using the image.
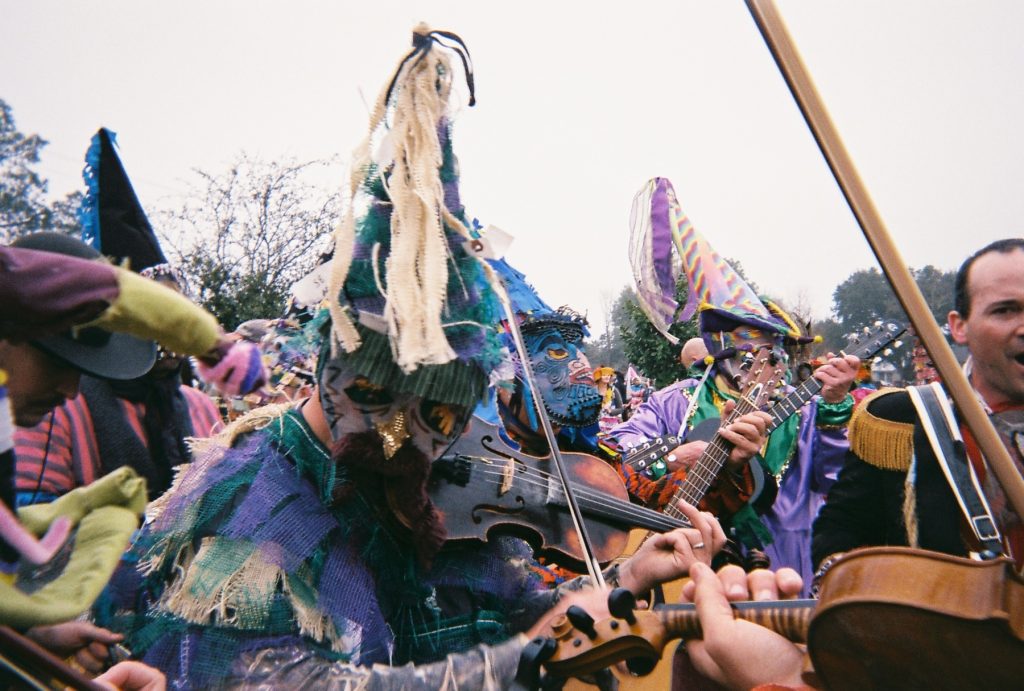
[3,1,1022,336]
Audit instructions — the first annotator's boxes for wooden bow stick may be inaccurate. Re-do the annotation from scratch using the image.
[744,0,1024,520]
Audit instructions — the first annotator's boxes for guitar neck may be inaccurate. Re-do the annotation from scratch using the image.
[666,397,758,516]
[767,378,821,432]
[656,599,814,643]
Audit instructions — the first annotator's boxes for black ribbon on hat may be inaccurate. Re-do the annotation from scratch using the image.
[384,27,476,109]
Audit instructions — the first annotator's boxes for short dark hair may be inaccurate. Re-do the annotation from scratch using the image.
[954,238,1024,318]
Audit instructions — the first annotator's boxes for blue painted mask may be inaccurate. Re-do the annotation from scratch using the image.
[515,313,602,429]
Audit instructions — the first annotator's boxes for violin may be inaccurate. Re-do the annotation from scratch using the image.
[539,547,1024,689]
[408,418,693,573]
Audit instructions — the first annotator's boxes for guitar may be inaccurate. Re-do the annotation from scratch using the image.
[620,321,906,477]
[543,547,1024,690]
[656,346,786,528]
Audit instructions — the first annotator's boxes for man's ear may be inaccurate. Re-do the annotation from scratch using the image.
[948,311,968,345]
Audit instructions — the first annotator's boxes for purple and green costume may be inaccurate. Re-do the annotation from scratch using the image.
[94,408,600,688]
[612,377,852,593]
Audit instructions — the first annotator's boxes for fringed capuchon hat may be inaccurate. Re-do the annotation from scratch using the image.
[323,24,507,410]
[487,257,601,428]
[630,177,814,357]
[80,128,181,286]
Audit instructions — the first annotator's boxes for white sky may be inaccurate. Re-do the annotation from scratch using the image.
[3,1,1022,336]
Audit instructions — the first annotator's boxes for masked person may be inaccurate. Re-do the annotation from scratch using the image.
[610,178,858,590]
[15,130,222,506]
[0,232,261,689]
[94,28,720,689]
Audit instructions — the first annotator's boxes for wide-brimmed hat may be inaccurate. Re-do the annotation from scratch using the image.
[13,232,156,379]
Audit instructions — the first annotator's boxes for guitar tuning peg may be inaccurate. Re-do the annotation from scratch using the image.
[862,326,870,333]
[873,320,882,327]
[882,348,893,356]
[894,340,903,349]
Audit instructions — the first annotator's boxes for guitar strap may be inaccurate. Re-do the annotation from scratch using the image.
[908,383,1004,557]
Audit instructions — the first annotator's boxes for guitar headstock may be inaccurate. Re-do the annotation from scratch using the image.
[736,346,787,411]
[841,321,907,362]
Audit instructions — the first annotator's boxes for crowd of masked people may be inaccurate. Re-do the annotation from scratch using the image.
[3,27,1023,691]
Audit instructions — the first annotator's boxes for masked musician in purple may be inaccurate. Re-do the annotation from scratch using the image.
[609,178,859,592]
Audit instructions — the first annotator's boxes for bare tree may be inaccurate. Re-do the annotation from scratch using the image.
[160,154,341,329]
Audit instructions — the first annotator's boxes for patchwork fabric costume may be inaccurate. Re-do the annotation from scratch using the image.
[95,27,605,689]
[613,178,852,590]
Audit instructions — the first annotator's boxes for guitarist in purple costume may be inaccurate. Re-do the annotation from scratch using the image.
[611,184,859,589]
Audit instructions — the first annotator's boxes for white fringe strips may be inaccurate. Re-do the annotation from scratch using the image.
[328,23,476,374]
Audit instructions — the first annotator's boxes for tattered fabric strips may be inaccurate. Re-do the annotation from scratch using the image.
[328,25,480,375]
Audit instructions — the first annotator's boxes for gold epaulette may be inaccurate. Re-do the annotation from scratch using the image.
[848,388,915,471]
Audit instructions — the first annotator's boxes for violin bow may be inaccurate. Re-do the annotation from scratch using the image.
[492,278,606,588]
[744,0,1024,520]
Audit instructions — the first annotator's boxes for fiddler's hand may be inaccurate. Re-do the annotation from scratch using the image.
[680,563,805,690]
[617,501,726,594]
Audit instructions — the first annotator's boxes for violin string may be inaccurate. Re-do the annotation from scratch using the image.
[459,463,684,530]
[456,461,692,532]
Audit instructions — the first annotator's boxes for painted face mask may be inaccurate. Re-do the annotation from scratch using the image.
[318,354,472,564]
[319,357,469,461]
[516,316,602,429]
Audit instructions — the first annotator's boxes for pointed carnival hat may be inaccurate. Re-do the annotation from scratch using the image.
[629,177,808,352]
[80,128,177,283]
[322,24,507,409]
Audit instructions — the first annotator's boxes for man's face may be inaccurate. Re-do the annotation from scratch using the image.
[0,342,81,426]
[520,325,601,428]
[318,357,469,459]
[948,248,1024,408]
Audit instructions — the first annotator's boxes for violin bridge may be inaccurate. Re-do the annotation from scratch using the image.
[500,457,515,495]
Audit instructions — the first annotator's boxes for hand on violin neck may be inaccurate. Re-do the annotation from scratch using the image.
[618,501,725,593]
[681,562,807,690]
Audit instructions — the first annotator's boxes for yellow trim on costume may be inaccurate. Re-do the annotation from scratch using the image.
[848,388,914,471]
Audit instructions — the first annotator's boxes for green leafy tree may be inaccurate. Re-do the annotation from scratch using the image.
[619,279,699,388]
[819,264,956,381]
[0,99,83,241]
[160,155,340,329]
[584,287,631,371]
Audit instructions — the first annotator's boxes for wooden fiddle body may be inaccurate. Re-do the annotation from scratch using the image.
[415,419,692,573]
[544,547,1024,688]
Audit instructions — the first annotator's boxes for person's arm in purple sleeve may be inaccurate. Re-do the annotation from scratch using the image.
[810,422,851,494]
[0,246,120,341]
[609,381,691,448]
